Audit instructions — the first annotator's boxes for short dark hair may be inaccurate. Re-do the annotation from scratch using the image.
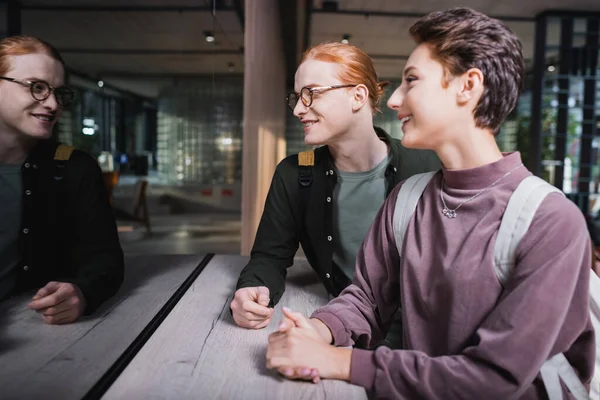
[409,8,525,134]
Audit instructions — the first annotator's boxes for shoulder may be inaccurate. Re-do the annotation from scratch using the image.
[69,148,102,172]
[275,146,328,173]
[518,190,588,256]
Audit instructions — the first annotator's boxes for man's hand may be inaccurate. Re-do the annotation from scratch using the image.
[266,307,351,382]
[27,281,86,325]
[230,286,274,329]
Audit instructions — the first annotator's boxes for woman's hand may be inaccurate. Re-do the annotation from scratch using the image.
[266,307,351,382]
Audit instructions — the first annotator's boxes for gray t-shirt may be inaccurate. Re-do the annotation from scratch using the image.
[0,164,22,301]
[332,154,391,280]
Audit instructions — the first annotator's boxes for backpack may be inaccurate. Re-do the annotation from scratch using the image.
[393,171,599,400]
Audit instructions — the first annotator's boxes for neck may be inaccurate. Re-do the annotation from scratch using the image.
[0,130,34,164]
[436,126,503,170]
[328,121,388,172]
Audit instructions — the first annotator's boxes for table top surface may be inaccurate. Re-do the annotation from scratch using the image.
[1,254,366,400]
[0,254,206,400]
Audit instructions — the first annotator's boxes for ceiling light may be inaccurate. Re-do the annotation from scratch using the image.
[97,80,104,88]
[204,31,215,43]
[341,34,350,44]
[547,65,556,72]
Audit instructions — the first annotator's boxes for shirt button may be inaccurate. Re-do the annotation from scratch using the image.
[329,170,334,175]
[393,167,397,172]
[33,164,38,169]
[23,265,29,271]
[25,190,32,195]
[326,197,331,202]
[24,163,30,168]
[23,228,29,234]
[327,236,332,241]
[325,273,331,278]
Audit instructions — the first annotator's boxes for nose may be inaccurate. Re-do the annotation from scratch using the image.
[40,90,59,111]
[293,98,308,118]
[386,85,404,111]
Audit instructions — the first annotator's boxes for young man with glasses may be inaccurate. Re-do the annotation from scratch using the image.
[230,42,440,348]
[0,36,124,324]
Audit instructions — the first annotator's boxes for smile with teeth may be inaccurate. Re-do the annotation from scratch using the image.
[303,121,317,127]
[32,114,54,122]
[400,115,413,124]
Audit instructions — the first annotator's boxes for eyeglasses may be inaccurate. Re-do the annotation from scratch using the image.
[0,77,75,107]
[286,84,356,111]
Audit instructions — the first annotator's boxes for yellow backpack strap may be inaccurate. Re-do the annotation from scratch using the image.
[53,144,74,181]
[298,150,314,188]
[298,150,314,167]
[54,144,74,161]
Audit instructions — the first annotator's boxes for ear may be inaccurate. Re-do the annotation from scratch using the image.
[351,84,370,112]
[456,68,484,106]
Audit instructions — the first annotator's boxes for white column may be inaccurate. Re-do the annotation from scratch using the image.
[241,0,287,255]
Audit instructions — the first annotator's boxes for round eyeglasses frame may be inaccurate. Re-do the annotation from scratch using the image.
[0,76,75,107]
[286,84,356,111]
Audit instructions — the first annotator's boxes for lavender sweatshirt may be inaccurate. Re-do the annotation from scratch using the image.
[312,153,595,399]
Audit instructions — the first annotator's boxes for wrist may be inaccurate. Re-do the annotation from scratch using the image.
[332,347,352,381]
[309,318,333,344]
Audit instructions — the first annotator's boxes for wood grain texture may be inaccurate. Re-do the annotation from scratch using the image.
[0,254,205,400]
[103,255,367,400]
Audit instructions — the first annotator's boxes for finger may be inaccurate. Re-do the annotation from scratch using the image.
[28,292,65,310]
[282,307,312,329]
[243,300,273,318]
[39,299,71,316]
[253,317,271,330]
[41,308,75,325]
[257,286,270,307]
[278,317,294,332]
[240,311,271,322]
[268,331,287,344]
[31,282,61,301]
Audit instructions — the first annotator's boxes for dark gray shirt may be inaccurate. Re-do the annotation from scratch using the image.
[0,164,22,300]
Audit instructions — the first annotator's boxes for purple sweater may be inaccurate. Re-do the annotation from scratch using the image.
[312,153,595,399]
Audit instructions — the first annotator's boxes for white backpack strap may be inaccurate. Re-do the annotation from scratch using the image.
[393,171,437,257]
[494,176,590,399]
[541,354,591,400]
[589,273,600,400]
[493,175,563,287]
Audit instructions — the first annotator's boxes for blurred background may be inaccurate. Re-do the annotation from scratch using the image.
[2,0,599,256]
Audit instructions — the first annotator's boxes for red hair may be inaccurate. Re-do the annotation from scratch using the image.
[301,42,388,113]
[0,35,65,76]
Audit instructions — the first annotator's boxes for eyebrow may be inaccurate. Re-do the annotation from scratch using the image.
[403,66,416,77]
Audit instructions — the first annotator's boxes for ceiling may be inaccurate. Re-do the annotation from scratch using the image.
[1,0,599,98]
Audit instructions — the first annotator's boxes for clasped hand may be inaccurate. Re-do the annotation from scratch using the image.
[266,307,351,383]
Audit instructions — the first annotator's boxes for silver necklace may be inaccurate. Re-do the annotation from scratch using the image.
[440,163,524,219]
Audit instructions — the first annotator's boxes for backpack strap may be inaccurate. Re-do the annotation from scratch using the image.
[297,150,314,230]
[493,175,563,287]
[493,176,591,400]
[298,150,314,187]
[53,144,74,181]
[393,171,437,257]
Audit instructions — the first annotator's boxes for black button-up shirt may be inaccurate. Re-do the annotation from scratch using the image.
[236,127,441,305]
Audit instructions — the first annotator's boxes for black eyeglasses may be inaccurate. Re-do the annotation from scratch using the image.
[0,77,75,107]
[286,84,356,111]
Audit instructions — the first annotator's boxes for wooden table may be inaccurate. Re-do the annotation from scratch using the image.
[102,255,367,400]
[0,254,208,400]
